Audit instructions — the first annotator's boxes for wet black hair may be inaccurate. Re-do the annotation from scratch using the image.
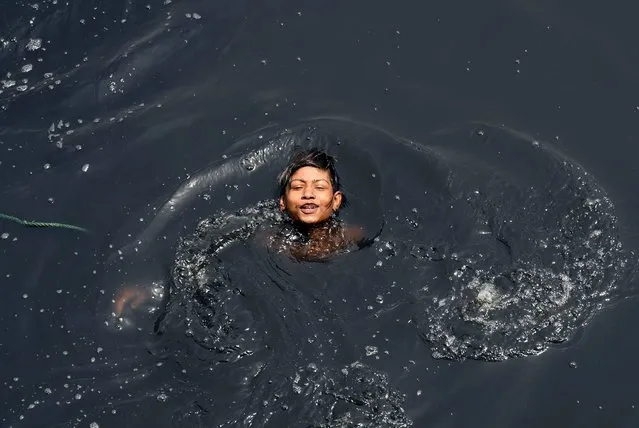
[277,148,344,201]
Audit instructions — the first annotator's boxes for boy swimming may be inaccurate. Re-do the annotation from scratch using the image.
[113,148,362,316]
[268,148,364,260]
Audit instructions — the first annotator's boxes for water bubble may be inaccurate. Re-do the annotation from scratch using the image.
[365,345,378,356]
[476,283,499,305]
[156,392,168,402]
[26,38,42,51]
[569,361,578,368]
[411,245,444,261]
[81,163,90,172]
[240,158,255,171]
[1,233,9,239]
[375,295,384,304]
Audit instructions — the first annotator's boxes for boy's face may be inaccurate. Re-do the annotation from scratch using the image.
[279,166,343,224]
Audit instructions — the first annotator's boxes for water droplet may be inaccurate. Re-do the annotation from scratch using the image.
[241,158,255,171]
[156,392,168,402]
[375,295,384,304]
[365,345,378,356]
[26,39,42,51]
[81,163,89,172]
[569,361,578,368]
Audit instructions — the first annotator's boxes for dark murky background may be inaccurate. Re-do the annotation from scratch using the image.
[2,1,639,427]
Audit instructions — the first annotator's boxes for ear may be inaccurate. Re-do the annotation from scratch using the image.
[332,191,343,211]
[279,196,286,212]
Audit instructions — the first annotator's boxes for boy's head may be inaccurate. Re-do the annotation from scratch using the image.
[278,148,343,225]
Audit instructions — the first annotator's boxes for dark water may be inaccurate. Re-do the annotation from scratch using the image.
[2,1,639,427]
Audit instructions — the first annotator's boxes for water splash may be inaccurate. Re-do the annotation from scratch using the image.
[412,124,631,361]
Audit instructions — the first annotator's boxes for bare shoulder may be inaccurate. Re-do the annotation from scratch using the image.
[344,224,365,243]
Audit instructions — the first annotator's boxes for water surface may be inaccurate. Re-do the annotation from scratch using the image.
[2,1,639,427]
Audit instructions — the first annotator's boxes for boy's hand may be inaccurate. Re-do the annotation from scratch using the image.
[113,286,151,317]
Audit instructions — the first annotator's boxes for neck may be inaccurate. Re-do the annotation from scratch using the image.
[294,217,336,238]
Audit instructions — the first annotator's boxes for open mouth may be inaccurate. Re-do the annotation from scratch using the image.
[300,203,319,214]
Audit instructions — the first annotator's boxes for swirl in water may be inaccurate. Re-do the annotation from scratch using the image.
[98,119,632,427]
[407,124,632,360]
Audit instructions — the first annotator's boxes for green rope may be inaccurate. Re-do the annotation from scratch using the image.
[0,212,88,233]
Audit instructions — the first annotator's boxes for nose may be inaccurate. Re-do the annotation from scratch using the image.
[301,186,315,199]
